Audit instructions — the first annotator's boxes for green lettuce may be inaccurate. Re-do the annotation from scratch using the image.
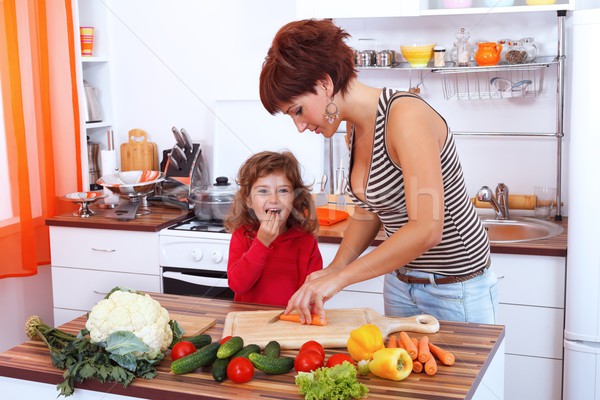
[295,361,368,400]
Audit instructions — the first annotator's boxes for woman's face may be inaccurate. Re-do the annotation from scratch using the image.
[248,172,294,226]
[282,86,341,138]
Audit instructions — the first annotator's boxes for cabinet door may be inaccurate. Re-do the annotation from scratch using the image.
[318,243,383,293]
[492,253,565,308]
[505,354,563,400]
[50,227,159,274]
[325,290,384,314]
[51,266,160,313]
[498,303,564,359]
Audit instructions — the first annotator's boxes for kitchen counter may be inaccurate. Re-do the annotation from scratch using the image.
[0,293,504,400]
[46,200,567,255]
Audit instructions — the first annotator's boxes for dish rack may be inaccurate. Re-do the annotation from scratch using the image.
[432,56,557,100]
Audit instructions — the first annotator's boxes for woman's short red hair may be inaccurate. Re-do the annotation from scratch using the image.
[259,19,357,114]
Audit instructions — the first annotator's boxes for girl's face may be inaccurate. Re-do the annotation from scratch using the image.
[282,86,341,138]
[248,172,295,227]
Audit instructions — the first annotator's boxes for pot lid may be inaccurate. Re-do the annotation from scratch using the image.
[194,176,236,198]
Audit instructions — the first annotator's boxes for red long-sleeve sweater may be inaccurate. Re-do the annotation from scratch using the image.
[227,226,323,307]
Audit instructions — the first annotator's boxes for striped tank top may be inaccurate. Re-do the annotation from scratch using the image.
[347,88,490,276]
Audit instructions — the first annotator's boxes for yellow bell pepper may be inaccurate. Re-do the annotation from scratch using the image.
[346,324,384,362]
[368,348,413,381]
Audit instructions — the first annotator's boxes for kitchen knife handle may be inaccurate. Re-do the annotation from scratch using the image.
[180,128,193,152]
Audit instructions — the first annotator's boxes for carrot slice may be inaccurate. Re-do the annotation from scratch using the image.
[399,331,418,360]
[279,313,327,326]
[418,336,432,363]
[425,355,438,375]
[429,342,455,366]
[387,334,398,348]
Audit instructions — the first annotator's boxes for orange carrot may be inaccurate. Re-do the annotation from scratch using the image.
[412,360,423,373]
[279,313,327,326]
[418,336,432,363]
[387,334,398,348]
[399,331,418,360]
[428,342,455,366]
[425,354,437,375]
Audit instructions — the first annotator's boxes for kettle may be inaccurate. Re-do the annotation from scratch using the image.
[83,80,103,123]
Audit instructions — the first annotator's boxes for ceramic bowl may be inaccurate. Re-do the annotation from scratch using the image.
[400,43,436,67]
[97,170,165,199]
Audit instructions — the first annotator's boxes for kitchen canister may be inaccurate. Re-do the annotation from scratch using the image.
[434,46,446,67]
[80,26,94,57]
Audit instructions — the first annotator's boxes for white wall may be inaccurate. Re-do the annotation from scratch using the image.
[0,267,54,352]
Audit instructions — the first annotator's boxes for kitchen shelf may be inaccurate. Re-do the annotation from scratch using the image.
[432,56,556,100]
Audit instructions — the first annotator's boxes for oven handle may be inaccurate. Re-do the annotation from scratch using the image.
[162,271,229,288]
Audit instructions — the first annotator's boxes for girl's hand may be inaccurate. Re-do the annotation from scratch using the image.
[285,271,342,324]
[256,209,281,247]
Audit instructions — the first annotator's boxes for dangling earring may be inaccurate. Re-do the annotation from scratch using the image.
[323,86,339,124]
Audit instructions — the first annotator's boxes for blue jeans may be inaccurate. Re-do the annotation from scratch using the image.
[383,268,499,324]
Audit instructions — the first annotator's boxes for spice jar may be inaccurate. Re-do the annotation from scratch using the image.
[505,41,527,64]
[433,46,446,67]
[451,28,471,67]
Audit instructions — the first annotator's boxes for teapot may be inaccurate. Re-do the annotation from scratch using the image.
[474,42,502,67]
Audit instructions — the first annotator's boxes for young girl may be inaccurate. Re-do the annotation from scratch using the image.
[224,151,323,307]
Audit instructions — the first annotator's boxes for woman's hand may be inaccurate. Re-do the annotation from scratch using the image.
[256,210,281,247]
[285,270,343,324]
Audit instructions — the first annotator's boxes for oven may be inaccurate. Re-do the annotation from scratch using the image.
[159,218,235,300]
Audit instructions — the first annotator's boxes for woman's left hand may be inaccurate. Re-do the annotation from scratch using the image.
[285,270,342,324]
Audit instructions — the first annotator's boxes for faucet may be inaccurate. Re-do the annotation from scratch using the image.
[477,183,510,220]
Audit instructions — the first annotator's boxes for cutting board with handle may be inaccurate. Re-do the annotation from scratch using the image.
[221,308,439,349]
[120,129,159,172]
[170,311,216,337]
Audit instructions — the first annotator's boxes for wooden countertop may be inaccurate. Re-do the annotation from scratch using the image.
[0,294,504,400]
[46,201,193,232]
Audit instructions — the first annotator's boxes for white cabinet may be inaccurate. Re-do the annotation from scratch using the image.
[49,227,161,326]
[318,243,384,314]
[492,253,566,400]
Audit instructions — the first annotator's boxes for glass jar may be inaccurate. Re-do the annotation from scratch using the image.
[450,28,471,67]
[519,37,539,62]
[504,40,527,65]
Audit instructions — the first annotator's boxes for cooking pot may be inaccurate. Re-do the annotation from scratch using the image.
[190,176,235,221]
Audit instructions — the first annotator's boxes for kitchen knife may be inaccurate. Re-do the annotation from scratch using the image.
[172,143,187,163]
[267,311,284,323]
[315,174,328,206]
[168,151,180,171]
[171,127,186,149]
[180,128,193,152]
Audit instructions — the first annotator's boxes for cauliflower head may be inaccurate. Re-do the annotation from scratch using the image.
[85,290,173,359]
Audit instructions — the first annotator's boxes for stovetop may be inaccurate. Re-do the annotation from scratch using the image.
[167,217,228,233]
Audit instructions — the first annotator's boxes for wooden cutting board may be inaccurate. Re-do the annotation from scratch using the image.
[170,311,216,337]
[221,308,439,349]
[120,128,159,172]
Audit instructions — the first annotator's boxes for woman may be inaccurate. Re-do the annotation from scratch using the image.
[259,19,497,324]
[225,151,322,307]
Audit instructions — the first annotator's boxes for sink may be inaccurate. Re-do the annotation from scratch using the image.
[481,217,564,243]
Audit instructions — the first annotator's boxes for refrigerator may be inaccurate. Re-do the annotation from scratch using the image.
[564,7,600,400]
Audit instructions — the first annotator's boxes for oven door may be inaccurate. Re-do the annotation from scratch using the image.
[162,267,234,300]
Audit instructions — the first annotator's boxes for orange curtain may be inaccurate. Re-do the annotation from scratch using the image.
[0,0,81,278]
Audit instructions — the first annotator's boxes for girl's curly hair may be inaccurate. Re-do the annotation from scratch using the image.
[224,151,318,236]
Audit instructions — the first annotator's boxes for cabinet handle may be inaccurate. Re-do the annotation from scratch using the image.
[162,271,229,288]
[93,290,109,295]
[91,247,116,253]
[497,275,505,280]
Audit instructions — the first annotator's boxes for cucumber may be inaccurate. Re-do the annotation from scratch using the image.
[211,357,230,382]
[217,336,244,359]
[170,333,212,349]
[170,342,220,374]
[248,353,294,375]
[263,341,281,358]
[233,344,260,359]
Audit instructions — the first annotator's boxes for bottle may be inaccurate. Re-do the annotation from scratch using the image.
[434,46,446,67]
[451,28,471,67]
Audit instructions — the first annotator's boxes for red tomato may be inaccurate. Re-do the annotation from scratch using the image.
[227,357,255,383]
[299,340,325,360]
[295,349,325,372]
[171,341,196,361]
[326,353,356,368]
[220,335,233,345]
